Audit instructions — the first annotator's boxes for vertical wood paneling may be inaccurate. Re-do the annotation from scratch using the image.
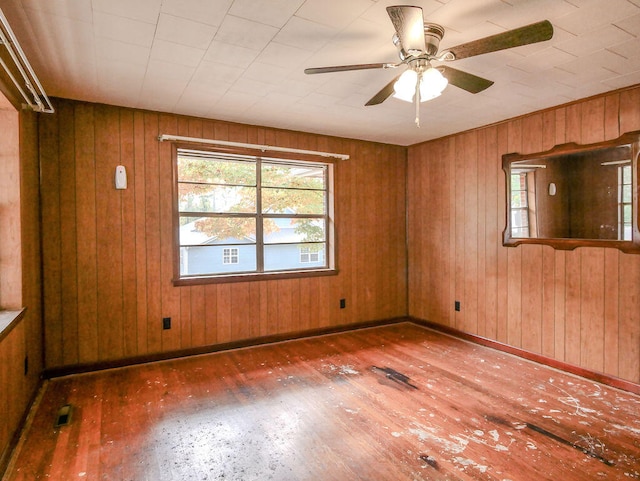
[409,85,640,385]
[437,140,452,324]
[58,102,79,365]
[120,109,138,357]
[495,123,509,344]
[39,99,407,370]
[462,132,479,334]
[407,145,421,318]
[95,105,124,361]
[75,104,99,364]
[477,130,487,337]
[40,105,63,368]
[204,284,218,345]
[483,127,499,340]
[335,139,353,326]
[143,112,162,354]
[581,250,605,372]
[618,255,640,382]
[132,111,148,355]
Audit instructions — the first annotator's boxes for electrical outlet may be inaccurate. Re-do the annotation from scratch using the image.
[340,298,346,309]
[454,301,461,312]
[162,317,171,330]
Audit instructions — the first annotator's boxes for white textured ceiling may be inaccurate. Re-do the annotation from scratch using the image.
[2,0,640,146]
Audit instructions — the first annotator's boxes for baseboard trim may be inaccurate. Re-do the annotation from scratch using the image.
[43,317,407,379]
[43,316,640,396]
[409,317,640,396]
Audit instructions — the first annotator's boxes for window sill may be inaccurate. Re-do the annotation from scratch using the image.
[0,308,26,343]
[173,268,338,286]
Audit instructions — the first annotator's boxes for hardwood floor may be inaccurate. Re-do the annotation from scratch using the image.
[4,323,640,480]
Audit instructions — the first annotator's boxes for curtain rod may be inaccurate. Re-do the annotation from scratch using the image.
[158,134,349,160]
[0,6,54,113]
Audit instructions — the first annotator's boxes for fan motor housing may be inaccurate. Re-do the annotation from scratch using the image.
[424,23,445,57]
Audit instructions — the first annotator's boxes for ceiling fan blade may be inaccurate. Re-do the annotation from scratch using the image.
[365,74,402,106]
[440,66,494,94]
[387,6,426,55]
[305,63,394,74]
[444,20,553,60]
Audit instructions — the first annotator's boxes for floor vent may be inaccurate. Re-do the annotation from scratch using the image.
[54,404,72,427]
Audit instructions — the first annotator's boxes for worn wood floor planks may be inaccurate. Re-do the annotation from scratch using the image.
[5,322,640,480]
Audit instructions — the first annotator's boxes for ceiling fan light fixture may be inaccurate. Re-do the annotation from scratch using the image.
[419,67,448,101]
[393,67,448,103]
[393,68,418,102]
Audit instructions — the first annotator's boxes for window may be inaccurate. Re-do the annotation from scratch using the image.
[619,164,632,241]
[300,245,320,263]
[510,171,530,238]
[222,247,239,264]
[175,147,334,281]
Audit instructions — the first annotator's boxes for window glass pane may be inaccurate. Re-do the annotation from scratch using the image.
[622,184,632,203]
[510,173,525,190]
[263,218,325,244]
[178,155,256,185]
[180,245,256,276]
[511,192,527,208]
[179,216,256,245]
[179,183,256,213]
[511,209,529,231]
[264,243,326,271]
[262,163,325,189]
[622,165,631,184]
[261,187,325,214]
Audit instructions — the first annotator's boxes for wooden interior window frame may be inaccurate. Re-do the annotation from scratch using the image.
[502,130,640,253]
[172,142,338,285]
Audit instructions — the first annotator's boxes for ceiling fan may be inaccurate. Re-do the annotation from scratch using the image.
[304,5,553,126]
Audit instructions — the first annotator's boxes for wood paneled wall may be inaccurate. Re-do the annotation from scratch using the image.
[408,86,640,384]
[39,99,407,370]
[0,107,43,472]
